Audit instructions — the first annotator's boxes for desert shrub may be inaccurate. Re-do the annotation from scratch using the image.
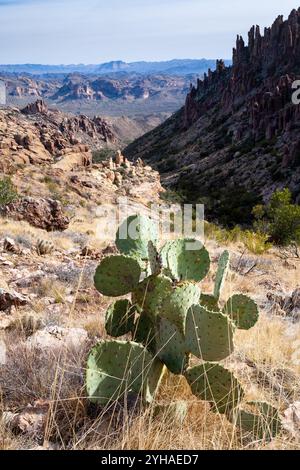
[160,189,185,204]
[205,222,272,254]
[253,188,300,246]
[209,187,262,227]
[0,177,19,207]
[92,148,115,163]
[241,230,272,255]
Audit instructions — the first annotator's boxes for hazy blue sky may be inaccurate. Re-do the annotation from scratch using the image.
[0,0,299,64]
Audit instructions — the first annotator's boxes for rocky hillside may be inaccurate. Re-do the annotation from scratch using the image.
[125,8,300,224]
[1,73,192,136]
[0,100,116,172]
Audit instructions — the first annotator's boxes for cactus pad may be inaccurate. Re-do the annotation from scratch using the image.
[185,305,234,361]
[230,401,282,440]
[133,311,157,354]
[164,239,210,282]
[223,294,259,330]
[146,240,162,276]
[86,340,163,405]
[94,255,141,297]
[133,274,173,317]
[160,283,201,334]
[159,241,174,278]
[105,299,136,337]
[214,250,230,300]
[185,363,244,414]
[157,318,189,375]
[199,294,220,312]
[116,215,158,262]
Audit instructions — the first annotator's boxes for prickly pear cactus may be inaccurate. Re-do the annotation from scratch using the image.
[157,318,189,375]
[162,239,210,282]
[133,311,157,354]
[160,283,201,334]
[229,401,282,440]
[105,299,135,337]
[86,340,163,405]
[116,214,158,266]
[199,293,220,312]
[86,213,281,439]
[185,363,244,414]
[133,274,173,317]
[185,305,234,362]
[94,255,141,297]
[223,294,259,330]
[214,250,230,300]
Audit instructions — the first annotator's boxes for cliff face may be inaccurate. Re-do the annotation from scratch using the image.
[125,8,300,223]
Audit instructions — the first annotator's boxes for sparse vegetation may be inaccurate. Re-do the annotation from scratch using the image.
[205,222,272,255]
[92,148,115,163]
[0,177,19,207]
[253,188,300,246]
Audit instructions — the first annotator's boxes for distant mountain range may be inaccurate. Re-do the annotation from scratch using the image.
[0,59,231,76]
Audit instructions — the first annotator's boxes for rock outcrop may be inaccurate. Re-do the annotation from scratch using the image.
[2,197,70,231]
[21,99,48,115]
[125,8,300,219]
[0,103,115,171]
[0,288,27,312]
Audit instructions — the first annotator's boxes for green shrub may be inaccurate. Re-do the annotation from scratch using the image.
[0,177,19,207]
[253,188,300,246]
[92,148,115,163]
[205,222,272,254]
[241,230,272,255]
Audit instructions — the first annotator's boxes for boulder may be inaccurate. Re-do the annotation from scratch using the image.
[27,326,88,351]
[21,99,48,115]
[2,197,69,231]
[0,287,27,312]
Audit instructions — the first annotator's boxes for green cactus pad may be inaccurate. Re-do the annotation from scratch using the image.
[214,250,230,300]
[185,305,234,361]
[86,340,163,405]
[94,255,141,297]
[116,215,158,262]
[185,363,244,414]
[133,311,157,354]
[160,283,201,334]
[133,274,173,317]
[159,241,174,278]
[230,401,282,440]
[105,299,136,337]
[146,241,162,276]
[165,239,210,282]
[223,294,259,330]
[157,318,189,375]
[200,294,220,312]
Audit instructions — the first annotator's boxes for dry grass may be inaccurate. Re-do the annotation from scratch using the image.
[0,306,299,450]
[0,217,75,252]
[0,220,299,450]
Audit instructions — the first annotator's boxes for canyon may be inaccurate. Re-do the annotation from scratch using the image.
[125,8,300,224]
